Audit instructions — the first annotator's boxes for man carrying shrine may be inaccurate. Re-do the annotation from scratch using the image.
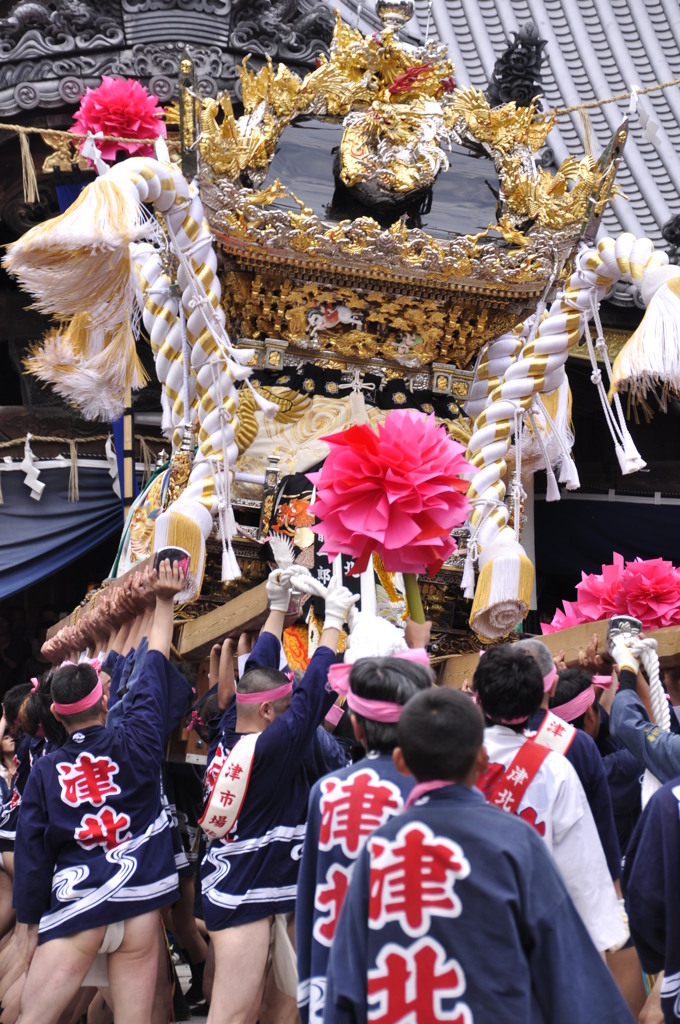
[296,625,433,1024]
[200,572,358,1024]
[473,643,627,954]
[518,637,622,884]
[13,560,192,1024]
[325,687,635,1024]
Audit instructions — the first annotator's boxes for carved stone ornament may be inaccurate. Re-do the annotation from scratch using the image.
[0,0,336,116]
[0,1,124,61]
[230,0,334,65]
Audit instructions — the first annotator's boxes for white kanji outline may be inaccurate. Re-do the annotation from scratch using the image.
[368,822,470,937]
[318,769,403,858]
[367,936,473,1024]
[313,862,354,947]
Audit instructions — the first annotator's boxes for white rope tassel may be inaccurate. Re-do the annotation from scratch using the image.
[461,532,478,599]
[590,297,646,472]
[527,408,560,501]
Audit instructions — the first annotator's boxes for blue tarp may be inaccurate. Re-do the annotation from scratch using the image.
[0,465,123,600]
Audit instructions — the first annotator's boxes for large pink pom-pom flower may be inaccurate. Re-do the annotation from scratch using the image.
[70,76,166,162]
[575,552,626,621]
[540,599,589,635]
[615,557,680,630]
[308,409,474,576]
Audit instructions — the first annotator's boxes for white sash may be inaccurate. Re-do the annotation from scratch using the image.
[533,709,576,756]
[199,733,258,841]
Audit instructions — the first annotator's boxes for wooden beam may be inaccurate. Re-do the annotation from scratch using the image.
[439,621,680,689]
[176,582,271,660]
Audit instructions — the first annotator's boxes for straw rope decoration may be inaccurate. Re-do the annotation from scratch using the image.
[466,232,680,641]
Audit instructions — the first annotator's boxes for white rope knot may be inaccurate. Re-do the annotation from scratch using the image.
[591,369,602,385]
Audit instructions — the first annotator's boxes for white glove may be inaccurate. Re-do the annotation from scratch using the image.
[610,638,640,675]
[323,576,360,632]
[280,564,313,594]
[266,568,292,613]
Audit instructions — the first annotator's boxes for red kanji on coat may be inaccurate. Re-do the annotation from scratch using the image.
[319,770,403,858]
[368,937,472,1024]
[313,864,352,947]
[75,807,131,850]
[368,823,470,937]
[224,764,244,781]
[209,814,228,829]
[57,753,121,807]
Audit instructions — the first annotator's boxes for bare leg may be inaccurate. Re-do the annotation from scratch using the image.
[203,938,215,1003]
[606,946,647,1020]
[639,973,664,1024]
[0,868,15,938]
[207,919,271,1024]
[16,925,105,1024]
[55,988,95,1024]
[106,912,161,1024]
[151,925,172,1024]
[171,876,209,966]
[258,915,299,1024]
[0,973,24,1024]
[86,991,113,1024]
[0,933,22,1000]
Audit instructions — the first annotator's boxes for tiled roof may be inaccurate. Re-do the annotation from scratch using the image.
[352,0,680,247]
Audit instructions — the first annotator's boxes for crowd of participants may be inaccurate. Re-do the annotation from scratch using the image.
[1,558,680,1023]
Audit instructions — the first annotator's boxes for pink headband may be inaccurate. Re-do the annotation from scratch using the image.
[53,679,103,716]
[552,686,595,723]
[235,680,293,704]
[30,677,40,693]
[328,648,431,724]
[592,674,614,690]
[543,664,557,693]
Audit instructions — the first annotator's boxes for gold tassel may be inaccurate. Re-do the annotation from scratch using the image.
[68,440,79,502]
[469,528,534,640]
[19,132,39,205]
[163,511,204,572]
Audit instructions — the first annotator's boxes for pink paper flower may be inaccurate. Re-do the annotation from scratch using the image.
[308,409,474,576]
[541,599,590,634]
[70,76,166,162]
[615,557,680,630]
[575,552,625,621]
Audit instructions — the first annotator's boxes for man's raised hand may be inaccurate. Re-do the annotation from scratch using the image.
[154,558,186,601]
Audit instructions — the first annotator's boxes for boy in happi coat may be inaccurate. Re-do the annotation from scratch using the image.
[518,638,622,884]
[13,561,192,1024]
[297,647,433,1024]
[325,687,635,1024]
[473,643,626,953]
